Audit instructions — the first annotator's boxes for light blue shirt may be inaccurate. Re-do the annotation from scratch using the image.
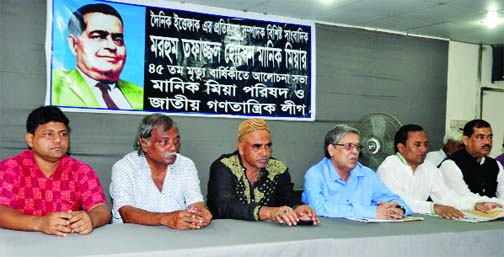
[302,158,412,218]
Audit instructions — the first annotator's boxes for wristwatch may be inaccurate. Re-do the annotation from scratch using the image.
[394,205,406,214]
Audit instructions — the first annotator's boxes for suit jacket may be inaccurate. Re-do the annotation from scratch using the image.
[51,69,144,110]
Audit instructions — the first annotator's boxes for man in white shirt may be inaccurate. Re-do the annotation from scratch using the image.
[110,114,212,229]
[377,124,501,219]
[439,119,504,201]
[425,128,463,167]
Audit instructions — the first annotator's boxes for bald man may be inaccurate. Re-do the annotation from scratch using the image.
[207,118,319,226]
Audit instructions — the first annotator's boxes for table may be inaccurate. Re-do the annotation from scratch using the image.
[1,216,503,257]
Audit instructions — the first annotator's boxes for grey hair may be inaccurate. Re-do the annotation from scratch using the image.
[324,124,360,158]
[133,114,175,155]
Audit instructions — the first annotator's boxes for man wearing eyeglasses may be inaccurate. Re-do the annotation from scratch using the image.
[439,119,504,200]
[377,124,501,219]
[302,124,411,219]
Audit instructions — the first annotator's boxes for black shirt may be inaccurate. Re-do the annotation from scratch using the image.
[207,151,301,220]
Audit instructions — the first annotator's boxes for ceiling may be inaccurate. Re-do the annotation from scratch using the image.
[174,0,504,45]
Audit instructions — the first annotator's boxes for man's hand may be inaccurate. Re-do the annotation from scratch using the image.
[160,210,208,230]
[272,206,299,226]
[259,206,298,226]
[68,211,94,235]
[433,204,464,219]
[37,212,73,237]
[376,202,404,220]
[294,205,320,225]
[187,205,212,228]
[475,202,502,213]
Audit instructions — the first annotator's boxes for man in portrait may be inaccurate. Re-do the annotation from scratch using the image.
[52,3,143,110]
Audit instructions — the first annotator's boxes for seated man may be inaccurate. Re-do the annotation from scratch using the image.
[303,125,411,219]
[0,106,110,236]
[207,118,319,226]
[377,124,501,219]
[110,114,212,229]
[440,119,504,200]
[426,128,463,167]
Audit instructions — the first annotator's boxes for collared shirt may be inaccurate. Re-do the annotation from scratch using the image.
[497,153,504,166]
[302,158,411,219]
[426,149,447,167]
[78,69,132,109]
[207,151,301,221]
[439,156,504,201]
[377,153,483,214]
[110,151,204,223]
[0,150,107,216]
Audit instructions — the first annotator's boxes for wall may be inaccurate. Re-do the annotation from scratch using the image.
[0,1,448,204]
[482,45,504,157]
[445,42,480,129]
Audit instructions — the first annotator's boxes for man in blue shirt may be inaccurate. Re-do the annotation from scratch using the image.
[302,124,412,219]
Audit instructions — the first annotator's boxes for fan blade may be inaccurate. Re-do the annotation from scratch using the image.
[355,113,402,171]
[370,114,386,139]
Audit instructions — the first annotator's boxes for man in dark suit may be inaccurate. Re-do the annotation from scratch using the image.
[52,3,143,110]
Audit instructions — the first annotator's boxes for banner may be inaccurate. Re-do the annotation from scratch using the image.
[45,0,316,120]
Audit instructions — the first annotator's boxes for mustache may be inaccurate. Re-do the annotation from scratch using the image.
[164,152,177,158]
[481,144,491,149]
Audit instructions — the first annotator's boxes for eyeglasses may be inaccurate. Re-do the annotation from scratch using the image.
[333,143,363,151]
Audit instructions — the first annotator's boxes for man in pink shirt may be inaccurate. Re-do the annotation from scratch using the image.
[0,106,110,236]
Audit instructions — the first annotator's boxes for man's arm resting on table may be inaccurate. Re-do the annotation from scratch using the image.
[259,205,320,226]
[259,206,291,223]
[432,203,464,219]
[376,202,404,220]
[188,201,212,226]
[258,205,297,226]
[0,205,72,236]
[119,205,208,229]
[67,203,111,235]
[439,160,473,196]
[474,202,502,213]
[88,203,111,228]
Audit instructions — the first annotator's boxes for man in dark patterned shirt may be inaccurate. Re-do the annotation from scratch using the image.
[207,118,319,226]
